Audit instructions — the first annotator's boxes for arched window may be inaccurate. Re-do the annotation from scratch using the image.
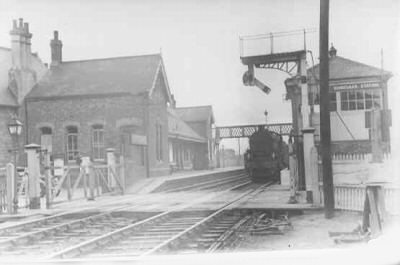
[40,127,53,153]
[66,126,79,161]
[92,124,105,160]
[40,127,52,135]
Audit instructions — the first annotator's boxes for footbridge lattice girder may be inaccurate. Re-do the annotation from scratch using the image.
[215,123,293,140]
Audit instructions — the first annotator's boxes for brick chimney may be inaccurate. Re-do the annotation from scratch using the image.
[8,18,38,104]
[9,18,32,69]
[50,30,62,66]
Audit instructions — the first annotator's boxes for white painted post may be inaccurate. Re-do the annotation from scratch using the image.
[106,148,116,189]
[119,155,125,194]
[81,157,90,199]
[53,158,66,200]
[300,55,310,128]
[25,143,41,209]
[6,163,14,214]
[302,128,315,203]
[310,146,321,206]
[88,163,95,200]
[44,151,51,209]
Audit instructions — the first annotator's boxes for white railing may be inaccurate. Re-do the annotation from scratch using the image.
[319,184,400,215]
[330,152,391,163]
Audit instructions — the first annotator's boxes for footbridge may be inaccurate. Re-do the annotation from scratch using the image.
[215,122,292,141]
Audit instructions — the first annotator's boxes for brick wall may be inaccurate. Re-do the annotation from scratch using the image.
[26,94,144,160]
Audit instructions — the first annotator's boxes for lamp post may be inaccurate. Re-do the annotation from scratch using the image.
[7,117,23,214]
[264,110,268,125]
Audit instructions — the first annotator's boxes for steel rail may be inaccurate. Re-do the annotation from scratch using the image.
[0,194,138,235]
[140,181,273,257]
[48,178,260,260]
[164,173,249,193]
[206,215,252,252]
[0,203,142,247]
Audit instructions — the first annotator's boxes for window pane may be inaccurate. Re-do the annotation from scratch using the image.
[357,100,365,110]
[348,92,356,100]
[356,91,364,100]
[341,92,348,100]
[349,101,356,110]
[92,127,105,159]
[73,136,78,149]
[341,101,348,111]
[365,91,372,99]
[366,99,373,109]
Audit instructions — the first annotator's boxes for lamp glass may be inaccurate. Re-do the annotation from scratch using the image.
[8,118,23,136]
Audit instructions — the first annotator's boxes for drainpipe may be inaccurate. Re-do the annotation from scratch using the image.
[144,94,150,178]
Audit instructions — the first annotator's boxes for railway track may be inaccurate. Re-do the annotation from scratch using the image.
[164,173,251,193]
[49,181,272,260]
[0,173,271,261]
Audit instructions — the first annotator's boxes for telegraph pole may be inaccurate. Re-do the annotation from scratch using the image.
[320,0,335,218]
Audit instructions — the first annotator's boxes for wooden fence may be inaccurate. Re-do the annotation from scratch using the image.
[318,184,400,215]
[330,152,391,162]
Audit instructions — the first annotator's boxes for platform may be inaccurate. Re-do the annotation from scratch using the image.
[126,166,244,194]
[0,167,244,224]
[236,184,321,210]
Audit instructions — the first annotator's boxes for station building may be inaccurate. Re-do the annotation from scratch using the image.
[0,19,215,185]
[168,106,209,170]
[308,46,392,154]
[0,19,47,165]
[174,105,215,168]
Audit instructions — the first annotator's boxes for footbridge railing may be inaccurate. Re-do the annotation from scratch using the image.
[215,123,292,140]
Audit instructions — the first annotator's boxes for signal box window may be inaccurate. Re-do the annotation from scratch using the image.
[340,90,381,111]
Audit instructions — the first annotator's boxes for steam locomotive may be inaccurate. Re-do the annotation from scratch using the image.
[244,127,288,183]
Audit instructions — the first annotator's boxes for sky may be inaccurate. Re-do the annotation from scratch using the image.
[0,0,399,152]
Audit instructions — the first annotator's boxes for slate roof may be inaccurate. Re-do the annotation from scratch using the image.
[175,105,215,124]
[308,55,391,80]
[168,108,206,143]
[27,53,165,99]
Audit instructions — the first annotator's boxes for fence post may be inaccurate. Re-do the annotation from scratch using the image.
[25,144,41,209]
[81,157,90,199]
[310,146,321,206]
[66,169,72,201]
[6,163,14,214]
[106,148,116,190]
[84,157,94,201]
[53,158,62,201]
[44,151,51,209]
[120,155,125,194]
[302,128,316,203]
[95,168,100,197]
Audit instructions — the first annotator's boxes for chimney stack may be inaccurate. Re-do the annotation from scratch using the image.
[50,30,62,66]
[9,18,32,69]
